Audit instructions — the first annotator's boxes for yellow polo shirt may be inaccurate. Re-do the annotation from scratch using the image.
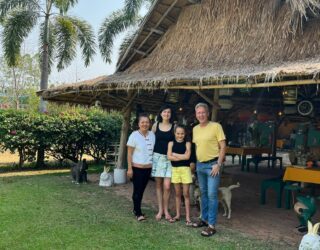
[192,122,226,162]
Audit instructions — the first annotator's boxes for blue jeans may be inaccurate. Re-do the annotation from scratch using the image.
[196,161,220,226]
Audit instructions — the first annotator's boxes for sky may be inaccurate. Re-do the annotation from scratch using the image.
[0,0,143,85]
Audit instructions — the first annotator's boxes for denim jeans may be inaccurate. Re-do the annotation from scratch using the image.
[196,161,220,226]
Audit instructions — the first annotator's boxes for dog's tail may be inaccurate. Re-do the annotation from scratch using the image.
[228,182,240,190]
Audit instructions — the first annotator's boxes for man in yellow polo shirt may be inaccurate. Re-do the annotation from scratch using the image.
[192,103,226,237]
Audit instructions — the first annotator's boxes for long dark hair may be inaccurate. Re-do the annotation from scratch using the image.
[156,104,175,123]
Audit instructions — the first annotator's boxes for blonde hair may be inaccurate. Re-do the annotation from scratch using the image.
[195,103,209,112]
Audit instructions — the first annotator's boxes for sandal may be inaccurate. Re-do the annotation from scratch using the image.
[155,213,162,221]
[192,220,208,228]
[136,215,146,222]
[185,221,193,227]
[169,217,180,223]
[201,226,216,237]
[165,214,173,222]
[133,210,145,218]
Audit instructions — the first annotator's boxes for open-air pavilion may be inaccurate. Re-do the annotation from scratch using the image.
[39,0,320,244]
[40,0,320,168]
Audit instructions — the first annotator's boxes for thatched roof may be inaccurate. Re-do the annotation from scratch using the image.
[41,0,320,107]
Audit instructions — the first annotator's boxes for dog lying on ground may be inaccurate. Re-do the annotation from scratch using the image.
[194,181,240,219]
[71,159,88,184]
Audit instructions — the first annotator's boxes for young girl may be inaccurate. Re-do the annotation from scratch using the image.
[167,125,192,226]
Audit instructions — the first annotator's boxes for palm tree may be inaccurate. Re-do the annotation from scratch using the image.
[99,0,155,64]
[0,0,96,167]
[0,0,96,112]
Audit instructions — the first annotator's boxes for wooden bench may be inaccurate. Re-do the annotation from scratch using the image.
[246,156,283,172]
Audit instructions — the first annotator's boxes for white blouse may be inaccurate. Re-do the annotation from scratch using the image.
[127,130,155,165]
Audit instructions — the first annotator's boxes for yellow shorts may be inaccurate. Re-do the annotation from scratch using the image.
[171,167,192,184]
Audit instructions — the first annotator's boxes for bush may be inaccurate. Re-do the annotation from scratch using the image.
[0,108,122,167]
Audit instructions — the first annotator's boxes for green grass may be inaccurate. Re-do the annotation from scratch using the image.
[0,173,294,250]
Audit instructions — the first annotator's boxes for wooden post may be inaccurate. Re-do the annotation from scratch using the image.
[271,121,280,168]
[116,93,135,169]
[211,90,219,121]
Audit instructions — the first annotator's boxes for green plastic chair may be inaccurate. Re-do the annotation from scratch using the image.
[260,177,285,208]
[284,183,302,209]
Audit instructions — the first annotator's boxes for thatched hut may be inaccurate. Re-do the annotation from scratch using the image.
[40,0,320,169]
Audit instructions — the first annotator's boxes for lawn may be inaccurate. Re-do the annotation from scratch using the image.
[0,172,293,250]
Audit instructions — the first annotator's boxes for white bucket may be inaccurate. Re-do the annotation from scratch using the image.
[114,168,127,184]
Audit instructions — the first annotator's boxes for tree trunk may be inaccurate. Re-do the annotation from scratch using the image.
[116,106,132,169]
[39,13,50,113]
[36,148,45,168]
[12,68,20,110]
[18,149,24,168]
[37,10,51,166]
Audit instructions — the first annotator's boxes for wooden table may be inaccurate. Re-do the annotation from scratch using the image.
[283,166,320,185]
[226,146,272,171]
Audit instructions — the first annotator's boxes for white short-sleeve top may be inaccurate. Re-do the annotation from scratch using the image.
[127,130,155,165]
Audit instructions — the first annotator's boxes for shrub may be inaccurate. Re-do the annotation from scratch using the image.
[0,108,122,167]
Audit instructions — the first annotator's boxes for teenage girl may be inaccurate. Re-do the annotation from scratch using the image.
[152,105,175,221]
[167,125,193,226]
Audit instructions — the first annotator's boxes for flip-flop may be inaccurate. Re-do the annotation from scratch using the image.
[185,221,193,227]
[136,215,146,222]
[155,214,162,221]
[169,217,180,223]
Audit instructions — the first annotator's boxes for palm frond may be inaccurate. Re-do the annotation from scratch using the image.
[53,16,77,71]
[65,16,96,67]
[98,10,138,64]
[118,29,138,64]
[54,0,78,15]
[2,9,38,66]
[145,0,157,10]
[124,0,144,19]
[0,0,38,21]
[39,20,55,73]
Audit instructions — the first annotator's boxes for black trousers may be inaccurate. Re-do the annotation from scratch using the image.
[132,167,151,217]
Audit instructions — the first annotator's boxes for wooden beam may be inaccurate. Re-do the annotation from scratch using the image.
[122,91,138,113]
[194,90,220,109]
[211,90,219,121]
[164,79,318,89]
[149,27,164,35]
[134,49,147,56]
[42,79,319,100]
[117,0,179,71]
[100,93,128,104]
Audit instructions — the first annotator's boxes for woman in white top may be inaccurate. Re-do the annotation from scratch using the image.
[127,113,155,221]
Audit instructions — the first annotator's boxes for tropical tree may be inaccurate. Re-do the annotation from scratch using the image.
[0,0,96,112]
[0,0,96,167]
[0,53,40,110]
[99,0,155,64]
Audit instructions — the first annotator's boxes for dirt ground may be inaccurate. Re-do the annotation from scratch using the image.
[90,153,319,248]
[0,151,19,166]
[0,151,93,167]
